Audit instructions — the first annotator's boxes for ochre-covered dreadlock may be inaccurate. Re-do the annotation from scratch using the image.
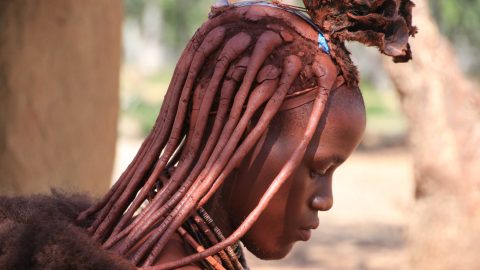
[78,1,414,269]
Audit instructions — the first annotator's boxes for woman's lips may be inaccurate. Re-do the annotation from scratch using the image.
[297,229,312,241]
[297,219,319,241]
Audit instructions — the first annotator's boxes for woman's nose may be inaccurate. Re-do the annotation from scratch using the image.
[310,176,333,211]
[311,194,333,211]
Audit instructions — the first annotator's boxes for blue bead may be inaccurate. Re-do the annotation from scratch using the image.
[318,32,330,54]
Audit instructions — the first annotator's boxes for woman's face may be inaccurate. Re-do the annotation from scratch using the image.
[224,84,366,259]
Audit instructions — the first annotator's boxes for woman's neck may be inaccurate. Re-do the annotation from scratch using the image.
[203,188,235,238]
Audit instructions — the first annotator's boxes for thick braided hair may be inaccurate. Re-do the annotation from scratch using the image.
[78,1,414,269]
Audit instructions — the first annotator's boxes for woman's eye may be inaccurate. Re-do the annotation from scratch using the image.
[310,169,327,178]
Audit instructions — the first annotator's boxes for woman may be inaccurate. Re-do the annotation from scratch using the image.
[0,1,415,269]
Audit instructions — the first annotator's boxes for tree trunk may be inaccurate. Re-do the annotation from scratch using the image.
[383,0,480,269]
[0,0,122,197]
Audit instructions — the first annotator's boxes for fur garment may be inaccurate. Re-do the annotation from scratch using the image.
[0,192,136,270]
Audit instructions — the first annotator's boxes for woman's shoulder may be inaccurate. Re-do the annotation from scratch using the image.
[0,192,136,270]
[152,231,203,269]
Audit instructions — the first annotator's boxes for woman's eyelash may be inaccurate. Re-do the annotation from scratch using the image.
[310,169,327,178]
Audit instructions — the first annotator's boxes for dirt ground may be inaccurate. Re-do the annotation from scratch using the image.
[112,139,414,270]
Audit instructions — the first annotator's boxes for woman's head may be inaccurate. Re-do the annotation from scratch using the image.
[78,2,413,269]
[222,81,366,259]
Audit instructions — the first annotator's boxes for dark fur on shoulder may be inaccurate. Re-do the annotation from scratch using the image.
[0,191,135,270]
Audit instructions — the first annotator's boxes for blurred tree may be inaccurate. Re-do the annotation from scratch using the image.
[384,0,480,269]
[124,0,147,22]
[124,0,211,58]
[430,0,480,76]
[158,0,212,57]
[0,1,122,196]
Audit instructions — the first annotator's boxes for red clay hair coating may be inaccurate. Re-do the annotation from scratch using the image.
[77,2,414,269]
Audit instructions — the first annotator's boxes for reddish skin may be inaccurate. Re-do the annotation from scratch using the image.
[153,233,202,270]
[153,83,365,268]
[216,83,366,260]
[77,2,414,268]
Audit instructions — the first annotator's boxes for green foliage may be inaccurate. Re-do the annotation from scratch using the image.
[120,67,171,136]
[360,81,407,136]
[158,0,211,57]
[430,0,480,46]
[123,96,161,135]
[124,0,212,58]
[430,0,480,75]
[124,0,146,22]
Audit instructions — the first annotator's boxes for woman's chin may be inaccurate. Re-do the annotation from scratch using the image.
[245,241,294,260]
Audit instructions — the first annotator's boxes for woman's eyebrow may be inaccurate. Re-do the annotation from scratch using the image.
[313,154,345,167]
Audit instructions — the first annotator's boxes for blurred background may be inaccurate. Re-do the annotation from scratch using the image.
[0,0,479,269]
